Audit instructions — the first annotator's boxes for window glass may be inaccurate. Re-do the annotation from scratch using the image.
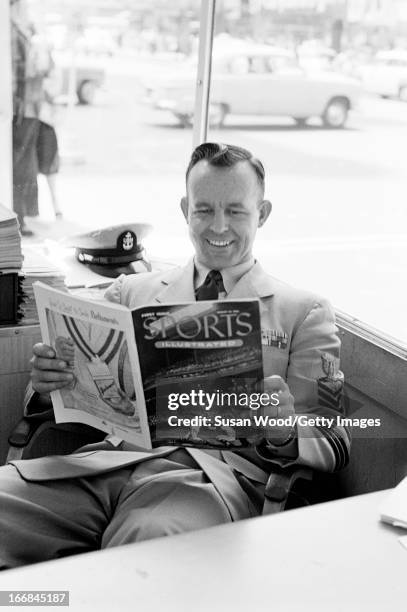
[269,55,298,71]
[250,56,266,74]
[17,0,202,263]
[207,2,407,345]
[0,2,12,208]
[229,55,250,74]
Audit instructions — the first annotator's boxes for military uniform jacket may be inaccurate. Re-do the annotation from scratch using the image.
[14,260,350,490]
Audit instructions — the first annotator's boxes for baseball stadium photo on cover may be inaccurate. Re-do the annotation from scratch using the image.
[34,282,266,449]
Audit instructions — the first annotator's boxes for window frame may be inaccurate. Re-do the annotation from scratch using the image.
[191,0,407,402]
[0,0,12,210]
[192,0,215,148]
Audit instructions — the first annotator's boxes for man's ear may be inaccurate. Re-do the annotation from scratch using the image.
[180,196,189,222]
[258,200,272,227]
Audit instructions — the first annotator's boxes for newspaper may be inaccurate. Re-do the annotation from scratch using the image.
[34,281,264,449]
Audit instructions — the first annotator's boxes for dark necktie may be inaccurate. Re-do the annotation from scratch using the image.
[195,270,225,301]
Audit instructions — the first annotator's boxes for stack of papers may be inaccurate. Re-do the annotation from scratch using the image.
[0,204,23,272]
[18,246,67,325]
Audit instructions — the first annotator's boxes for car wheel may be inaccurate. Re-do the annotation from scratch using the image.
[77,80,97,105]
[293,117,308,127]
[399,85,407,103]
[322,97,349,128]
[174,113,193,128]
[209,103,227,128]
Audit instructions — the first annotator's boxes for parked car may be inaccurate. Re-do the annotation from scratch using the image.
[296,39,337,71]
[144,42,362,128]
[356,50,407,101]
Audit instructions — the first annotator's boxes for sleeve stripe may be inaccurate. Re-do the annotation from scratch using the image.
[324,429,345,470]
[329,428,350,469]
[314,425,345,470]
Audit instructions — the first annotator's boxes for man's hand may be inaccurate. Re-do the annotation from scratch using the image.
[30,342,75,395]
[263,375,295,444]
[55,336,75,367]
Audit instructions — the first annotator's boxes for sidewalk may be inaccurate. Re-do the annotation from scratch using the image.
[21,216,89,244]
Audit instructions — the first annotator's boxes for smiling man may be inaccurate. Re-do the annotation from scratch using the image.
[0,143,350,569]
[182,142,270,272]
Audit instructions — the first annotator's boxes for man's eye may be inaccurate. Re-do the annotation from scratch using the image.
[230,210,244,215]
[196,209,211,214]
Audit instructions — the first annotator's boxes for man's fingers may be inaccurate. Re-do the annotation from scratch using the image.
[263,375,290,394]
[30,339,75,395]
[32,343,56,358]
[262,376,295,415]
[33,381,73,394]
[275,390,290,406]
[30,356,71,371]
[31,370,74,383]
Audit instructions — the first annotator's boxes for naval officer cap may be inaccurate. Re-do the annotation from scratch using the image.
[64,223,153,277]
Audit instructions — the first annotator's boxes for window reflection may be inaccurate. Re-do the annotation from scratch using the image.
[208,1,407,344]
[8,0,407,344]
[14,0,201,261]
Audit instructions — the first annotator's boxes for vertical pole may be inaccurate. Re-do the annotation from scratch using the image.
[0,0,13,209]
[192,0,216,148]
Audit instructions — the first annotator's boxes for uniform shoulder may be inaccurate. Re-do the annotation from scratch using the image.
[271,274,329,305]
[261,270,334,321]
[261,273,337,342]
[104,266,182,306]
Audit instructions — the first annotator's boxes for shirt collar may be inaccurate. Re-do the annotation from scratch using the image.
[193,256,255,294]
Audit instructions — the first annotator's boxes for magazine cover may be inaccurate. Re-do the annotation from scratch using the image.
[132,300,264,447]
[34,283,265,449]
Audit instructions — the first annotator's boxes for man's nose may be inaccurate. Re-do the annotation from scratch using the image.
[210,210,228,234]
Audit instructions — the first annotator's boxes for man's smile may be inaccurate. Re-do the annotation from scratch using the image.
[206,238,234,248]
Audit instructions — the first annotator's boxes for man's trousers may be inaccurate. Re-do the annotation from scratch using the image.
[0,450,257,569]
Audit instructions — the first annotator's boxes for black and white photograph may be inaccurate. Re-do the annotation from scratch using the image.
[0,0,406,610]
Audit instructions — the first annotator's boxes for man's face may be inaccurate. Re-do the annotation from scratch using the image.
[181,160,271,270]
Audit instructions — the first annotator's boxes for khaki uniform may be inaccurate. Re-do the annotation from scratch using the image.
[0,261,349,568]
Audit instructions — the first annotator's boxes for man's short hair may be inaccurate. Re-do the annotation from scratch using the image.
[186,142,265,196]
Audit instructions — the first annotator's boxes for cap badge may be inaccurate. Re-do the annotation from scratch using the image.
[122,232,134,251]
